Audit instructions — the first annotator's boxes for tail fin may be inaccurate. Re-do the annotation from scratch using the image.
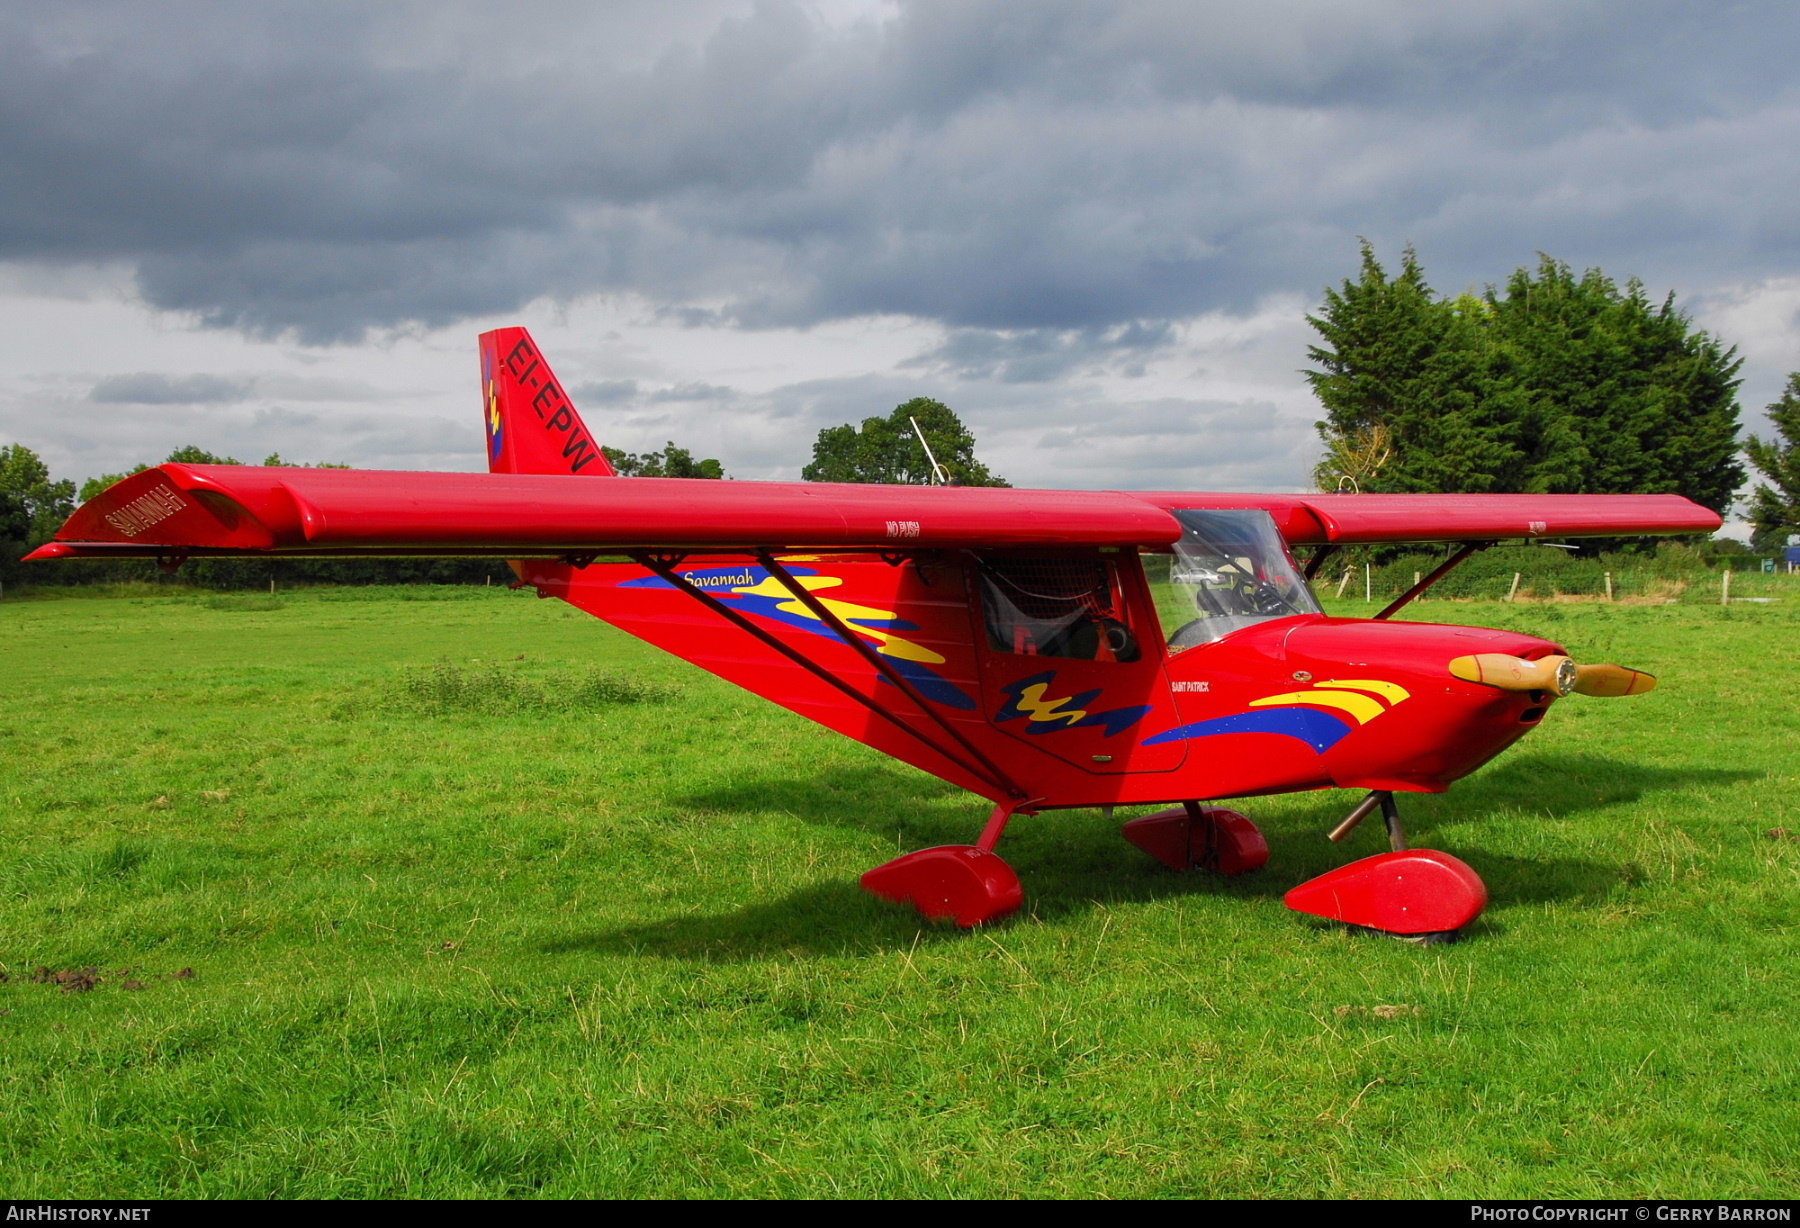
[478,326,614,476]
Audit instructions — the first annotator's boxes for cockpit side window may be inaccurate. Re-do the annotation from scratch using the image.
[1161,509,1321,649]
[977,555,1142,663]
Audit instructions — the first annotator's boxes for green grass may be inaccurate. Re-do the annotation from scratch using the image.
[0,584,1795,1198]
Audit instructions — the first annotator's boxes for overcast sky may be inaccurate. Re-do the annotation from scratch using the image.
[3,0,1798,503]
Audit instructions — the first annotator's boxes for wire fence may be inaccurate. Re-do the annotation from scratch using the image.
[1144,542,1794,605]
[1313,545,1792,604]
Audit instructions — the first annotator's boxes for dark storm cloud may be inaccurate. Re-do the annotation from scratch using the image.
[88,371,384,403]
[647,382,736,403]
[903,321,1179,382]
[90,373,253,404]
[4,1,1799,341]
[569,379,640,404]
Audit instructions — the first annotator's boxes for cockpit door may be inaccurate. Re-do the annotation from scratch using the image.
[969,550,1186,774]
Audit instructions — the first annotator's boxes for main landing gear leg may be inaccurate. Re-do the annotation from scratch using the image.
[1120,802,1269,875]
[860,800,1028,928]
[1284,790,1489,943]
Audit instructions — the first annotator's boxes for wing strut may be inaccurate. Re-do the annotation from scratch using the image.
[1373,541,1492,620]
[629,551,1020,798]
[757,553,1031,801]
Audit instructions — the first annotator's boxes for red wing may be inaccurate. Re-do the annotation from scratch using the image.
[27,464,1181,559]
[1130,491,1720,544]
[32,463,1716,563]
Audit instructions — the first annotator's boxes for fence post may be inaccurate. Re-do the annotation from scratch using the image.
[1507,572,1521,603]
[1604,572,1613,602]
[1336,570,1352,598]
[1365,563,1371,603]
[1721,569,1731,607]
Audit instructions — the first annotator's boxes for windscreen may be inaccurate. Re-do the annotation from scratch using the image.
[1162,508,1320,649]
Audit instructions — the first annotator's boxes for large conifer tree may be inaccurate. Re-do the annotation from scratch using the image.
[1745,374,1800,549]
[1307,246,1744,514]
[1306,245,1522,493]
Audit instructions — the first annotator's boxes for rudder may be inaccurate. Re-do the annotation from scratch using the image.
[479,327,614,476]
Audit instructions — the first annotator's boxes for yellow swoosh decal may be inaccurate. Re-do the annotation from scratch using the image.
[734,575,947,665]
[1316,679,1410,705]
[1249,690,1385,725]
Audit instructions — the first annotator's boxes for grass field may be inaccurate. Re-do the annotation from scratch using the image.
[0,583,1796,1198]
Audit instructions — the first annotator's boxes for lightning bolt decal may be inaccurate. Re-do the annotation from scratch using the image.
[994,671,1150,738]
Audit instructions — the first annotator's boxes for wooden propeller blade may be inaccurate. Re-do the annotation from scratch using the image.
[1448,653,1576,695]
[1449,653,1655,697]
[1572,662,1656,697]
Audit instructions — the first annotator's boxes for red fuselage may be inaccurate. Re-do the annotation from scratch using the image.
[528,548,1562,811]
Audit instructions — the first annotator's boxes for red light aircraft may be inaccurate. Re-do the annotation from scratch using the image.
[32,328,1718,941]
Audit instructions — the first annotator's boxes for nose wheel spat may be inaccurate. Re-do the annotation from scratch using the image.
[1284,849,1488,942]
[1287,790,1487,941]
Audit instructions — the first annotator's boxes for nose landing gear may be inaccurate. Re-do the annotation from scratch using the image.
[1120,801,1270,875]
[1283,790,1488,942]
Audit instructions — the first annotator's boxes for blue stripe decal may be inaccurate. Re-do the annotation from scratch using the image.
[1142,707,1353,754]
[877,654,979,710]
[618,565,975,710]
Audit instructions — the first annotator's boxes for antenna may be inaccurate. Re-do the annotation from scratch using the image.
[910,416,951,485]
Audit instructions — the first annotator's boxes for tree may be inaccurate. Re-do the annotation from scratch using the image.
[1745,374,1800,550]
[0,443,75,547]
[164,444,242,465]
[80,472,137,502]
[1307,246,1522,494]
[601,442,725,479]
[1487,258,1744,512]
[1307,245,1744,515]
[260,453,351,469]
[802,397,1007,486]
[81,444,253,501]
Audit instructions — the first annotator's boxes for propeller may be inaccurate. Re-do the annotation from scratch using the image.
[1447,653,1655,697]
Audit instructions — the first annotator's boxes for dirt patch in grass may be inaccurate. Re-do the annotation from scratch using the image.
[24,965,191,992]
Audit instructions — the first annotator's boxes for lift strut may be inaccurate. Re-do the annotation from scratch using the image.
[1373,541,1493,620]
[757,552,1030,801]
[1303,544,1339,581]
[628,550,1021,800]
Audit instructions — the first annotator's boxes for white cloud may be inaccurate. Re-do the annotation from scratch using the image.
[1691,277,1800,426]
[3,1,1799,503]
[0,278,1327,491]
